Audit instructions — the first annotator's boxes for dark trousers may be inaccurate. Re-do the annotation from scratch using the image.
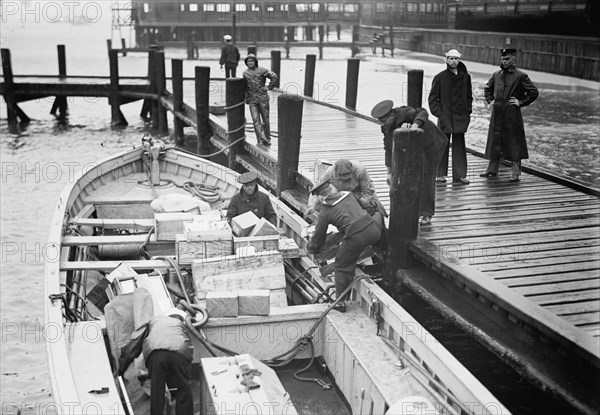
[248,101,271,142]
[437,132,467,180]
[224,64,237,78]
[147,350,193,415]
[334,222,381,300]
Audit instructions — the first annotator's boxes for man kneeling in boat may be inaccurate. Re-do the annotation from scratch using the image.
[307,180,382,312]
[118,307,193,415]
[226,171,277,226]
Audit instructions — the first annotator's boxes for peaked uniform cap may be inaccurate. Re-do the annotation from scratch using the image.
[334,159,353,179]
[445,49,462,58]
[311,179,330,195]
[501,48,517,56]
[223,34,232,41]
[244,54,258,66]
[238,171,258,184]
[371,100,393,119]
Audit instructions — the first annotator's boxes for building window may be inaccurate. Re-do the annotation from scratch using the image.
[250,3,260,12]
[376,2,386,12]
[143,3,149,13]
[217,4,230,12]
[189,3,198,12]
[203,4,215,12]
[344,4,358,13]
[235,4,246,11]
[296,3,308,12]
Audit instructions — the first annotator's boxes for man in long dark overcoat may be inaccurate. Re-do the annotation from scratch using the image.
[480,48,539,182]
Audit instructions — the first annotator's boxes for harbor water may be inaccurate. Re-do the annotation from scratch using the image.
[1,3,599,413]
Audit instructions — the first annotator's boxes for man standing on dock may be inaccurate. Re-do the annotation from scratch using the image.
[243,54,278,146]
[428,49,473,185]
[480,48,539,182]
[371,101,448,226]
[219,35,240,78]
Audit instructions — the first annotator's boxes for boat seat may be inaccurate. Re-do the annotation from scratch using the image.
[70,218,156,230]
[65,321,126,414]
[62,233,157,246]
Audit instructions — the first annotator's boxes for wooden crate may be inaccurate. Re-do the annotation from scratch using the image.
[192,251,285,300]
[176,234,233,265]
[183,220,232,242]
[155,212,198,241]
[233,234,279,254]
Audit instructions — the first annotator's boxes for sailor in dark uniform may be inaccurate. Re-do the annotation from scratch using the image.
[226,171,277,226]
[307,180,382,312]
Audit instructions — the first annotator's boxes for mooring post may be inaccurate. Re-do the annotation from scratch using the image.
[155,50,168,134]
[304,54,316,97]
[270,50,281,89]
[195,66,211,153]
[225,78,247,170]
[172,59,185,146]
[247,46,257,57]
[51,45,68,118]
[108,49,128,127]
[277,95,304,196]
[318,26,324,59]
[106,39,112,53]
[351,25,358,57]
[385,128,422,282]
[345,58,360,111]
[121,38,127,56]
[1,48,21,133]
[285,27,291,59]
[142,47,157,123]
[407,69,424,108]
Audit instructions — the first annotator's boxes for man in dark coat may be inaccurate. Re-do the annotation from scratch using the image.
[307,181,382,312]
[118,307,194,415]
[219,34,240,78]
[428,48,473,185]
[371,101,448,225]
[226,171,277,226]
[480,48,539,182]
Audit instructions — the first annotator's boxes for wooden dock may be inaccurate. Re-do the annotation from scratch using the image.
[2,46,599,413]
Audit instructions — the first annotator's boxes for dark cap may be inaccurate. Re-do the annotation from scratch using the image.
[501,48,517,56]
[371,100,393,119]
[311,179,330,196]
[244,54,258,66]
[237,171,258,184]
[334,159,353,180]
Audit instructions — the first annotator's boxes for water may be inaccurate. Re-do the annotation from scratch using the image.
[1,3,599,413]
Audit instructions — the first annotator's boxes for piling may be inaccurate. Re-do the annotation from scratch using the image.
[285,27,291,59]
[108,49,127,127]
[304,54,316,97]
[407,69,424,108]
[247,46,257,57]
[386,128,422,278]
[140,47,156,121]
[51,45,68,118]
[155,50,168,134]
[172,59,185,146]
[195,66,212,152]
[225,78,247,170]
[271,50,281,88]
[318,26,324,60]
[277,95,304,195]
[345,58,360,111]
[121,38,127,56]
[1,48,20,133]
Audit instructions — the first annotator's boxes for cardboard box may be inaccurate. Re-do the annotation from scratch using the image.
[238,290,270,316]
[206,291,238,317]
[231,211,260,237]
[155,212,198,241]
[176,234,233,264]
[248,218,279,237]
[184,220,232,242]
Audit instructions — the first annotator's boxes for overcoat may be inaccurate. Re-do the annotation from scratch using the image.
[428,61,473,134]
[484,66,538,161]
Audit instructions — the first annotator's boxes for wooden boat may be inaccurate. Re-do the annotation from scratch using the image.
[44,139,509,414]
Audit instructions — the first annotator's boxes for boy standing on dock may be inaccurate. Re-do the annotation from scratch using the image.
[480,48,538,182]
[219,35,240,78]
[243,54,279,146]
[428,49,473,185]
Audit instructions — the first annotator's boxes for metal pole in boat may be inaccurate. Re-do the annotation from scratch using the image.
[195,66,211,153]
[277,94,304,196]
[225,78,246,170]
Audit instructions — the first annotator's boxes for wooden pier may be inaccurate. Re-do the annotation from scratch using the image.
[1,46,599,414]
